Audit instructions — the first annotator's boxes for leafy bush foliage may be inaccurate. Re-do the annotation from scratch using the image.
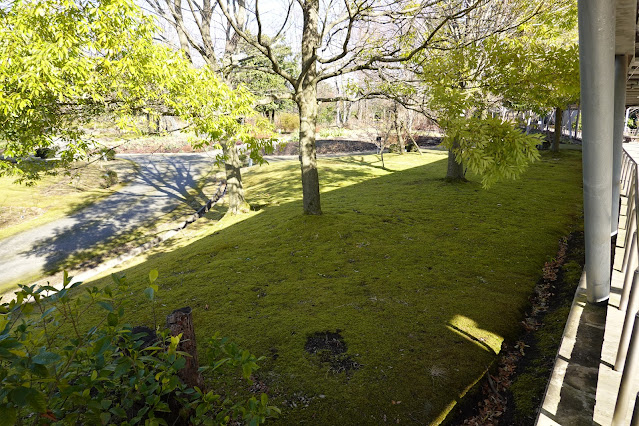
[276,113,299,133]
[0,271,279,425]
[101,170,118,188]
[441,117,542,188]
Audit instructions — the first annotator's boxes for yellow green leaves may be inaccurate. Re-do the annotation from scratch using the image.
[442,117,543,188]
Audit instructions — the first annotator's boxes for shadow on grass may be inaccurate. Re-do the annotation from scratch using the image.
[329,154,392,171]
[59,151,584,424]
[10,156,219,283]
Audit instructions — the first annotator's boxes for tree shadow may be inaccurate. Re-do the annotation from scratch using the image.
[12,155,219,279]
[9,150,585,424]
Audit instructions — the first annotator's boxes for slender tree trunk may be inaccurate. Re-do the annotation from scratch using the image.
[567,107,573,140]
[223,142,249,214]
[403,124,422,155]
[446,138,466,182]
[574,106,581,139]
[174,0,191,61]
[552,106,563,152]
[394,105,405,154]
[295,0,321,215]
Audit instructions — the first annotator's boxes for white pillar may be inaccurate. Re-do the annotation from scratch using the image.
[578,0,615,303]
[613,56,628,235]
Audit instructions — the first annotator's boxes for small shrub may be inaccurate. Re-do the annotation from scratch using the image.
[318,127,344,139]
[0,271,279,425]
[101,169,118,188]
[34,146,57,159]
[276,113,299,133]
[100,148,116,161]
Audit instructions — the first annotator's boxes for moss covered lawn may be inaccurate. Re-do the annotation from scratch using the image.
[81,150,583,424]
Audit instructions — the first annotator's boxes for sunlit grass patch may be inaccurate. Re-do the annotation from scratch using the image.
[74,150,582,424]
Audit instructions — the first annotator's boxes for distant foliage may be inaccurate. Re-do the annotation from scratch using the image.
[276,113,300,133]
[0,271,279,425]
[441,117,542,188]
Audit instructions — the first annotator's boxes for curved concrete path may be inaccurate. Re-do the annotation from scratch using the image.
[0,153,220,289]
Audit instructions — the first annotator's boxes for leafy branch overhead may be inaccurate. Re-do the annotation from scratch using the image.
[0,0,271,183]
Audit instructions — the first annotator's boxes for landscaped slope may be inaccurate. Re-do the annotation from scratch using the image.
[83,150,583,424]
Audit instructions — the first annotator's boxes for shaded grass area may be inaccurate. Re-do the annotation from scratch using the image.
[78,150,583,424]
[0,160,138,241]
[50,167,225,274]
[508,233,585,424]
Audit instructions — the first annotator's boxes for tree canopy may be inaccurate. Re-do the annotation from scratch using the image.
[0,0,267,184]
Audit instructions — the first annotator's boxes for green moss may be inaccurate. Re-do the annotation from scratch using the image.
[511,372,547,422]
[510,232,585,423]
[68,150,583,424]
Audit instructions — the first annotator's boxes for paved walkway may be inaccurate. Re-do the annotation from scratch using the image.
[537,143,639,425]
[0,153,220,289]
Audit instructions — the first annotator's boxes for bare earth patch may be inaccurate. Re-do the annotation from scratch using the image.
[0,206,46,229]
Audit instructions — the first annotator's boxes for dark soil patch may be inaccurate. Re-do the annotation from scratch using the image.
[414,135,443,147]
[304,330,361,374]
[448,231,585,425]
[273,140,377,155]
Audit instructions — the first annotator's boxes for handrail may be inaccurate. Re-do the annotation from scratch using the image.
[613,148,639,424]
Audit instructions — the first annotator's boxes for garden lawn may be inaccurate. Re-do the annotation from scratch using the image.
[0,160,138,241]
[82,150,583,424]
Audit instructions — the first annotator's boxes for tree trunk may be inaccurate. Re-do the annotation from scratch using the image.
[574,106,581,139]
[567,107,573,140]
[552,106,563,152]
[394,107,405,154]
[446,138,466,182]
[223,142,249,214]
[343,101,351,126]
[174,0,191,61]
[296,0,322,215]
[166,307,204,389]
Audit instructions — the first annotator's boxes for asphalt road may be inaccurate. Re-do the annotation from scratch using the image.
[0,153,221,289]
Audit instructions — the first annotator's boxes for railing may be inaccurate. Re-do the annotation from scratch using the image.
[613,149,639,425]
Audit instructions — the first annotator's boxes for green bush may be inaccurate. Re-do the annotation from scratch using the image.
[34,146,57,159]
[101,169,119,188]
[318,127,344,139]
[276,113,299,133]
[0,271,279,425]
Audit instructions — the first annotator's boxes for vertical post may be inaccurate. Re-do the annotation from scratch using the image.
[626,108,632,134]
[578,0,615,303]
[613,55,628,235]
[613,313,639,425]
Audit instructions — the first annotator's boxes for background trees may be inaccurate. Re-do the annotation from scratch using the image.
[206,0,488,214]
[487,2,580,152]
